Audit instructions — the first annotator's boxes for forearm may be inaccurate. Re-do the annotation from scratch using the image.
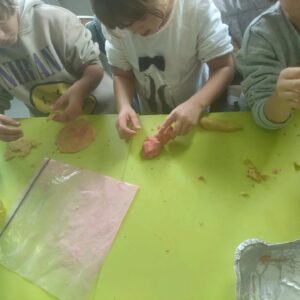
[112,67,135,112]
[189,61,234,110]
[70,64,103,98]
[263,91,292,123]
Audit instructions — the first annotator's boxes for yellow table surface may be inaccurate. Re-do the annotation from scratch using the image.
[0,112,300,300]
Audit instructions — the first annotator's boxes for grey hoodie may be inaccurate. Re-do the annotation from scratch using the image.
[0,0,114,115]
[237,3,300,129]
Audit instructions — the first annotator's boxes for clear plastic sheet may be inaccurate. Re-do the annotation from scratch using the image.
[235,239,300,300]
[0,159,138,300]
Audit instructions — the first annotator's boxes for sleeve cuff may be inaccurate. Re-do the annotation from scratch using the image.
[255,101,290,130]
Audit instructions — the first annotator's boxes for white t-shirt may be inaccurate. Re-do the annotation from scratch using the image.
[103,0,233,114]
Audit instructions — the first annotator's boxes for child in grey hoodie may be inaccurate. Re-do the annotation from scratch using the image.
[237,0,300,129]
[0,0,115,142]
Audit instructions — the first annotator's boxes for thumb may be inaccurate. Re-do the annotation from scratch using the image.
[52,94,68,111]
[130,113,141,130]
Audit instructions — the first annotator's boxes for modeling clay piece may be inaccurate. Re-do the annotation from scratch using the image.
[142,127,175,159]
[200,116,243,132]
[244,159,269,183]
[56,119,96,153]
[294,161,300,171]
[5,137,40,160]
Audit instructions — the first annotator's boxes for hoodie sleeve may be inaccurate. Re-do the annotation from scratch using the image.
[64,15,101,75]
[46,7,102,76]
[0,87,13,114]
[236,25,287,130]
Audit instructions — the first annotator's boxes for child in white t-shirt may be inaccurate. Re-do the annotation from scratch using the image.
[91,0,234,139]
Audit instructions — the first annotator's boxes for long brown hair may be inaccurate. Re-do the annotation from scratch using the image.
[90,0,165,29]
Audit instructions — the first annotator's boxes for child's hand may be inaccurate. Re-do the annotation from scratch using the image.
[51,91,83,122]
[159,100,202,137]
[275,67,300,109]
[0,114,23,142]
[116,106,141,139]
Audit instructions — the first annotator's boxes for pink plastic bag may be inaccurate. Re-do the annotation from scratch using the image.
[0,159,138,300]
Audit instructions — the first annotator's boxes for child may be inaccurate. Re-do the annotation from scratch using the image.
[91,0,234,139]
[237,0,300,129]
[0,0,115,142]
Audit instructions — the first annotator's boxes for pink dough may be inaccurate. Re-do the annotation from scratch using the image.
[56,119,96,153]
[141,127,175,159]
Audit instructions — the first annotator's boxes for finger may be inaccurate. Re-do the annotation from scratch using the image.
[116,117,137,140]
[117,123,136,139]
[280,79,300,91]
[158,114,176,135]
[51,113,66,123]
[52,109,80,123]
[281,91,300,99]
[288,98,300,104]
[281,68,300,80]
[289,101,300,110]
[0,126,23,142]
[172,121,183,136]
[119,128,136,140]
[47,111,59,122]
[0,124,23,135]
[52,102,82,122]
[0,115,21,127]
[129,113,141,130]
[52,94,68,111]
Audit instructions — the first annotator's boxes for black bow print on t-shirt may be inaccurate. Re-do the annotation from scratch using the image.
[138,56,165,72]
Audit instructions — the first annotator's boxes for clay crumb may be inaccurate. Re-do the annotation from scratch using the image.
[240,192,249,198]
[294,161,300,171]
[244,159,269,183]
[272,168,282,175]
[5,138,40,160]
[198,176,206,182]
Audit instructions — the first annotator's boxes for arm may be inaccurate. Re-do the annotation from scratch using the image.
[52,64,103,122]
[195,53,234,109]
[159,1,234,136]
[159,53,234,136]
[49,11,104,122]
[236,27,290,129]
[101,26,141,139]
[0,88,22,141]
[263,67,300,123]
[112,66,141,139]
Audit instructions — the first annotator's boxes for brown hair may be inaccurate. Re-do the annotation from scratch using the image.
[90,0,165,29]
[0,0,17,19]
